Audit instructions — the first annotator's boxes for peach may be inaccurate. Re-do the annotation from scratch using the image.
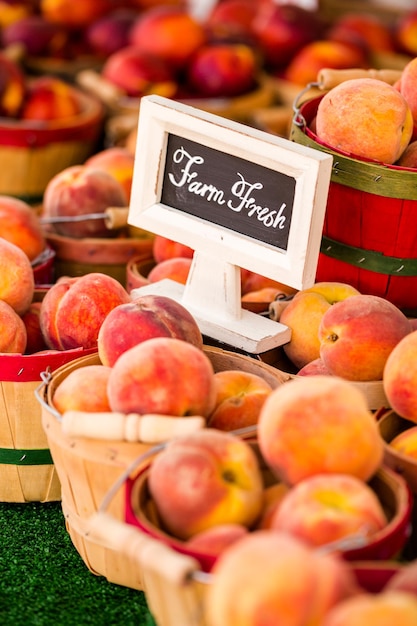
[0,50,26,117]
[315,78,414,164]
[319,294,412,382]
[256,482,290,530]
[147,429,264,540]
[322,590,417,626]
[107,336,216,416]
[128,6,207,71]
[21,76,82,122]
[0,195,46,262]
[383,329,417,422]
[389,426,417,460]
[270,472,387,549]
[328,13,396,53]
[396,140,417,167]
[205,530,359,626]
[84,146,135,202]
[21,300,48,354]
[97,293,203,367]
[395,9,417,56]
[101,45,177,99]
[279,281,360,369]
[85,8,138,58]
[41,165,128,239]
[185,42,258,98]
[284,40,367,87]
[185,523,249,558]
[152,234,194,263]
[240,269,296,297]
[0,237,34,315]
[39,272,131,351]
[52,364,112,414]
[205,0,258,43]
[257,375,384,486]
[385,559,417,594]
[0,0,34,29]
[0,299,27,353]
[40,0,112,29]
[147,257,192,285]
[207,370,273,431]
[2,14,69,57]
[397,57,417,126]
[298,357,331,376]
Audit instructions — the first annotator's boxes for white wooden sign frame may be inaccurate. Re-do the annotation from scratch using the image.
[128,95,332,353]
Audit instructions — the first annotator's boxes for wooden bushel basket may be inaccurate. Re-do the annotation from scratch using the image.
[291,68,417,315]
[0,345,96,503]
[37,346,289,590]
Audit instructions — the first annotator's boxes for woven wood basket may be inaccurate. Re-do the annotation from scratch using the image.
[85,454,412,626]
[37,346,289,590]
[0,86,104,204]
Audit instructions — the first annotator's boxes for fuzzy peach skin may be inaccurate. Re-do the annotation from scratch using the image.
[315,78,414,164]
[240,269,297,297]
[41,165,127,239]
[0,196,46,262]
[0,237,34,315]
[185,523,249,558]
[97,294,203,367]
[257,375,384,486]
[21,76,81,122]
[399,57,417,127]
[52,364,112,414]
[207,370,273,431]
[279,281,360,369]
[21,300,47,354]
[256,482,290,530]
[319,294,412,382]
[205,530,360,626]
[389,426,417,460]
[383,330,417,422]
[298,357,331,376]
[322,590,417,626]
[270,472,387,549]
[152,235,194,263]
[39,273,131,351]
[0,299,27,353]
[107,336,216,416]
[147,429,264,540]
[396,140,417,167]
[85,146,135,202]
[147,257,192,285]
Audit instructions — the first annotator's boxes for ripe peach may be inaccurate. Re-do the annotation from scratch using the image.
[319,294,412,382]
[0,195,45,262]
[256,482,290,529]
[328,13,396,53]
[396,140,417,167]
[97,293,203,367]
[21,300,48,354]
[257,375,384,486]
[107,337,216,416]
[270,472,387,549]
[395,9,417,56]
[205,530,359,626]
[298,357,331,375]
[284,40,367,87]
[185,523,249,558]
[389,426,417,460]
[2,14,69,58]
[101,45,177,99]
[240,269,296,297]
[279,281,360,369]
[205,0,258,43]
[21,76,82,122]
[152,235,194,263]
[84,146,135,202]
[207,370,273,431]
[398,57,417,126]
[315,78,414,164]
[322,590,417,626]
[147,257,192,285]
[39,272,131,351]
[128,6,207,71]
[85,8,138,58]
[0,237,34,315]
[52,364,112,414]
[383,330,417,422]
[385,559,417,594]
[0,299,27,353]
[185,42,258,98]
[0,0,34,29]
[40,0,112,29]
[147,429,264,540]
[0,50,26,117]
[41,164,127,239]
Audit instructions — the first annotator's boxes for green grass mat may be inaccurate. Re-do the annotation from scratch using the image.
[0,501,155,626]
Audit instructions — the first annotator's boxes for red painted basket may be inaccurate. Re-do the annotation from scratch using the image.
[291,94,417,315]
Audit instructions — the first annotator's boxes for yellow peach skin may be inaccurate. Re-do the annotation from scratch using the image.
[52,364,112,414]
[316,78,414,164]
[257,375,384,486]
[0,195,46,262]
[85,146,135,202]
[322,590,417,626]
[390,426,417,460]
[398,57,417,127]
[147,429,264,540]
[0,237,34,316]
[383,329,417,423]
[0,299,27,353]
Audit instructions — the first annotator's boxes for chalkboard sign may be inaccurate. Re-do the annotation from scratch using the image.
[128,95,332,352]
[161,134,295,251]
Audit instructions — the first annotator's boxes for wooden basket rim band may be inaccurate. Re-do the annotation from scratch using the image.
[0,448,53,465]
[321,236,417,276]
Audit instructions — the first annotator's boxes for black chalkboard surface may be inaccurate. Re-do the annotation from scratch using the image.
[161,134,296,251]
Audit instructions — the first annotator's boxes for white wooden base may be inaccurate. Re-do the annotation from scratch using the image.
[130,278,291,354]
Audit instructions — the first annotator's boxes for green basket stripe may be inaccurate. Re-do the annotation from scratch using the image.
[291,123,417,200]
[0,448,53,466]
[321,236,417,276]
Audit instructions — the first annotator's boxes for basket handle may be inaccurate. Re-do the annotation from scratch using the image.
[317,67,403,90]
[76,69,126,109]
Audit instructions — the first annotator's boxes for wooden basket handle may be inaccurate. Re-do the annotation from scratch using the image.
[76,69,125,109]
[317,67,402,90]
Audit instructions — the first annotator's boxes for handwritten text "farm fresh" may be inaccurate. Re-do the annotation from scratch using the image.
[168,146,287,230]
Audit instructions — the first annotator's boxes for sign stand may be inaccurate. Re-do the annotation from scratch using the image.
[128,95,332,354]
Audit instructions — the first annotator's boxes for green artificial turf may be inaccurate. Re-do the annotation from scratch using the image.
[0,500,155,626]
